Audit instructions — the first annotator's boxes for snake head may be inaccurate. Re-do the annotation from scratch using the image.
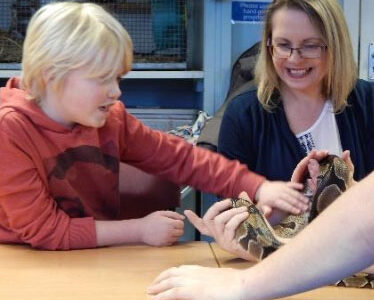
[231,197,252,209]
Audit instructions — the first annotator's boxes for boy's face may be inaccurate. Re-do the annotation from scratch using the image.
[42,68,122,128]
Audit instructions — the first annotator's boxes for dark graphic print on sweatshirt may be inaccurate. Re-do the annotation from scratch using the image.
[46,145,120,219]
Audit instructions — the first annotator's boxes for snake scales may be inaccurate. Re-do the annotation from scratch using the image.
[232,155,374,288]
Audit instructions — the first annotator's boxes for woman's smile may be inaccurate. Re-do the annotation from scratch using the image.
[286,67,313,79]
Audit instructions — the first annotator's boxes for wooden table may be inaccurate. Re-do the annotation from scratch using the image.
[2,241,373,300]
[210,243,374,300]
[0,242,216,300]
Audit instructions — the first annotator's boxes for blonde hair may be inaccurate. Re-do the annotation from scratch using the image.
[255,0,357,112]
[21,2,133,103]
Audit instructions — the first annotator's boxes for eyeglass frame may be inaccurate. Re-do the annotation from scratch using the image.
[267,41,327,59]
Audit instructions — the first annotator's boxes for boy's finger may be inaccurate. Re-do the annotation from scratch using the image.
[286,181,304,190]
[261,205,272,217]
[286,188,310,204]
[276,201,301,215]
[171,229,184,238]
[169,219,184,230]
[281,193,309,210]
[160,210,185,220]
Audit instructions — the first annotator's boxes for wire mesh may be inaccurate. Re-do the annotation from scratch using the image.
[0,0,188,69]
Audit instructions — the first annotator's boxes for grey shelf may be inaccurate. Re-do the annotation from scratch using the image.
[0,68,203,79]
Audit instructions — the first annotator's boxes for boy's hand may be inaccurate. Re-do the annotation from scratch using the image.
[140,211,185,246]
[255,181,309,216]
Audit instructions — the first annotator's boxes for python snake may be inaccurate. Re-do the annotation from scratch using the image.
[232,155,374,288]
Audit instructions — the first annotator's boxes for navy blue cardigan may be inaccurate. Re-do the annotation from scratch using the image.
[218,79,374,181]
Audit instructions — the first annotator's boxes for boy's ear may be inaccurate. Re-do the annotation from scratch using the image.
[42,69,55,84]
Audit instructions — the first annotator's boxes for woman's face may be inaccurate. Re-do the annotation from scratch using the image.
[270,8,328,96]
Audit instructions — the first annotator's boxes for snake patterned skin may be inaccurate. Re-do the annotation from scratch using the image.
[232,155,374,288]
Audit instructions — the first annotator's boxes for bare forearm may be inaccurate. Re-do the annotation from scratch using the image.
[95,219,142,246]
[362,264,374,274]
[241,173,374,300]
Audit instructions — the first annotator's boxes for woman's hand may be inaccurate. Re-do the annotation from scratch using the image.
[341,150,356,187]
[291,150,329,183]
[291,149,355,187]
[184,192,257,261]
[148,265,246,300]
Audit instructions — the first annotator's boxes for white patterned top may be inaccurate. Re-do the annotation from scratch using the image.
[296,101,342,156]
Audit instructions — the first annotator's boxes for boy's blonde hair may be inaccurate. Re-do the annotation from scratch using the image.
[21,2,133,103]
[255,0,357,112]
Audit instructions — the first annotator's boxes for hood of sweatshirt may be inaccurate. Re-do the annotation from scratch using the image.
[0,77,79,133]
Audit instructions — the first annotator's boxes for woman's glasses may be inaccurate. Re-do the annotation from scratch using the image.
[268,44,327,59]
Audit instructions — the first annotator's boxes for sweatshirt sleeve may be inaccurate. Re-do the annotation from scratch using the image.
[120,110,265,199]
[0,115,97,250]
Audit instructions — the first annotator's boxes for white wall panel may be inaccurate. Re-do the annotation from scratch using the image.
[341,0,360,66]
[360,0,374,80]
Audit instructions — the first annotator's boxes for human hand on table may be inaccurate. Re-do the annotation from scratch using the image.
[140,211,185,246]
[147,265,246,300]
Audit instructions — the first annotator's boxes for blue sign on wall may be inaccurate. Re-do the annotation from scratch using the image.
[232,1,271,23]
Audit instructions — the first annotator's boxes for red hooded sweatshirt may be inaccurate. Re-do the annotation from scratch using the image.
[0,78,264,250]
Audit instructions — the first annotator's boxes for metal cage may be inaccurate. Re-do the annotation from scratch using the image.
[0,0,189,69]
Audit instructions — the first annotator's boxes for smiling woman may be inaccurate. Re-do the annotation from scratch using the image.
[269,8,328,98]
[217,0,374,202]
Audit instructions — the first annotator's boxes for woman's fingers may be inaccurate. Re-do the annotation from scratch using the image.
[291,150,329,183]
[213,206,248,227]
[291,156,311,183]
[223,211,249,239]
[184,210,210,236]
[202,199,233,221]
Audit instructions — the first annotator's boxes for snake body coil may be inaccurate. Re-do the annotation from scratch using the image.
[232,155,374,288]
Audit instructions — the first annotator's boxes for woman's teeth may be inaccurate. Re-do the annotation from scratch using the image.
[287,68,311,78]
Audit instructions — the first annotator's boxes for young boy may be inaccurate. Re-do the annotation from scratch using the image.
[0,2,308,250]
